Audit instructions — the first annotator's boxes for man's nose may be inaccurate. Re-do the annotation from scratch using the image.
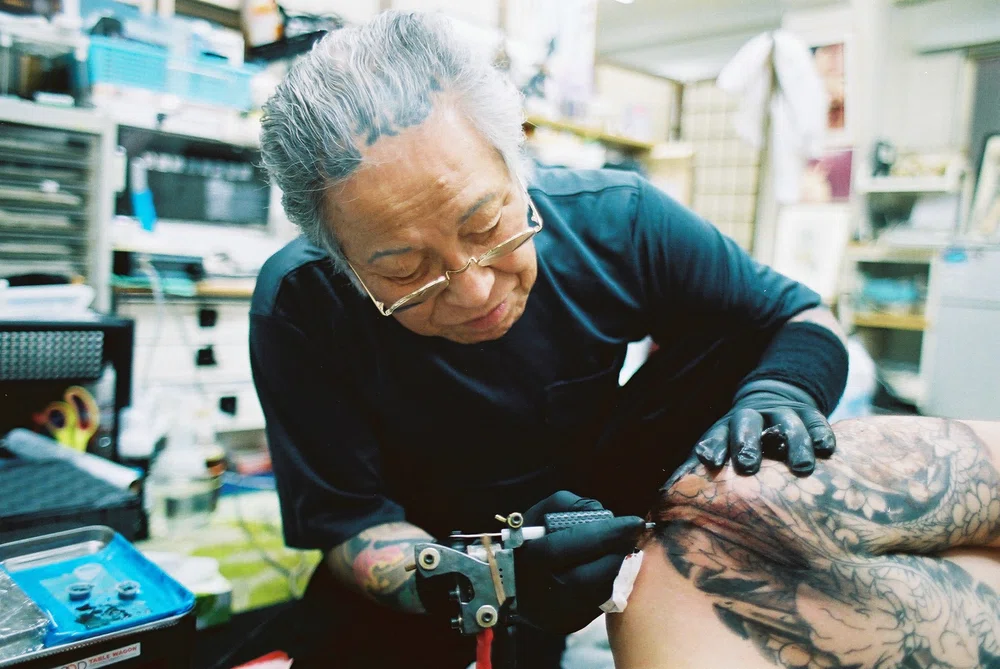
[442,259,494,308]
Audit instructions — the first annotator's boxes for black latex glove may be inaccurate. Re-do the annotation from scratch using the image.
[515,491,644,634]
[694,379,836,476]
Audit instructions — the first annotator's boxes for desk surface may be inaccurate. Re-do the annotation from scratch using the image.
[136,490,321,615]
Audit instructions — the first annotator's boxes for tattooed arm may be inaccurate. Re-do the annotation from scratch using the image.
[327,522,433,613]
[609,417,1000,669]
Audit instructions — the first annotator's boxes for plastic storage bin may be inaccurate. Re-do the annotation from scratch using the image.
[167,57,256,110]
[88,36,169,93]
[88,37,256,110]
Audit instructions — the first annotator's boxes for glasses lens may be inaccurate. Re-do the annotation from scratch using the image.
[386,278,449,315]
[478,229,538,267]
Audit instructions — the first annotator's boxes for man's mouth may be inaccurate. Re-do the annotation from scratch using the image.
[462,300,508,331]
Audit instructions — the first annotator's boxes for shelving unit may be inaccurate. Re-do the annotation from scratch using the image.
[839,242,939,409]
[844,242,940,263]
[0,98,116,311]
[523,114,654,153]
[852,311,927,331]
[855,174,963,194]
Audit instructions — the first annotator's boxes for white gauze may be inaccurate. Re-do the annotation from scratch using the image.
[599,550,644,614]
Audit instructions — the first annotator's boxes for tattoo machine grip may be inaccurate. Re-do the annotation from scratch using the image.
[543,510,614,533]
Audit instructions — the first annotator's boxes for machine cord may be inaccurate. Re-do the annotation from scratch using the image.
[476,628,494,669]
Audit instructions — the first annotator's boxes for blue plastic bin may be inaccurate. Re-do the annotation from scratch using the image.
[89,36,256,110]
[167,56,257,110]
[88,35,169,93]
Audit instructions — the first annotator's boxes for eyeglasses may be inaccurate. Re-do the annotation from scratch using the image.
[348,195,544,317]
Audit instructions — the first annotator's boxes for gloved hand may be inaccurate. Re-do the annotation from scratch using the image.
[515,491,644,634]
[694,379,836,476]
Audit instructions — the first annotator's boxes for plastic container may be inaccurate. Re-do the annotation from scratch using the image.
[0,282,95,319]
[144,407,224,537]
[88,36,256,110]
[166,56,257,110]
[88,36,169,93]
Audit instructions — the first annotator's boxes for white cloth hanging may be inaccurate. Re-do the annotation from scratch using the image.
[716,30,828,204]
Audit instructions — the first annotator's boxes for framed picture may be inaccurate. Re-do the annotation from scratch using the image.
[801,148,854,203]
[968,134,1000,240]
[772,204,852,303]
[811,43,846,134]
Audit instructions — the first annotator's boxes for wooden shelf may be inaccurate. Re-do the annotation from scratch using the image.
[853,312,927,331]
[195,278,256,298]
[113,277,255,299]
[855,175,961,194]
[846,243,940,264]
[524,114,654,153]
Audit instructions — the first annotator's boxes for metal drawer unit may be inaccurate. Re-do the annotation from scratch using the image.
[0,123,93,279]
[0,98,115,310]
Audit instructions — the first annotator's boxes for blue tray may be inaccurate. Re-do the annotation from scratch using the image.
[0,527,194,648]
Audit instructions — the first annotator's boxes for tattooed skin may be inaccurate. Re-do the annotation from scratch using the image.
[328,522,432,613]
[354,77,441,146]
[654,417,1000,669]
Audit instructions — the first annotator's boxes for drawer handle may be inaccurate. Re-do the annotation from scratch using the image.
[196,345,217,367]
[199,308,219,328]
[219,396,238,415]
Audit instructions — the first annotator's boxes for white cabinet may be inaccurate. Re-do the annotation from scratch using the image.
[114,292,264,433]
[920,247,1000,420]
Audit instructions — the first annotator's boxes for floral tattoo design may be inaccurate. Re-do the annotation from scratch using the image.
[655,417,1000,669]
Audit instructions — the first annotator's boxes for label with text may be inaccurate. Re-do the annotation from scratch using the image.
[50,642,141,669]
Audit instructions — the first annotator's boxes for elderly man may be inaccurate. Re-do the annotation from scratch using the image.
[250,10,848,668]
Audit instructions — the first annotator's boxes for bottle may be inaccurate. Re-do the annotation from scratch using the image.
[145,403,224,537]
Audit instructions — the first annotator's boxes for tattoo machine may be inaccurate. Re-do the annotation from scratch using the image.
[412,510,654,669]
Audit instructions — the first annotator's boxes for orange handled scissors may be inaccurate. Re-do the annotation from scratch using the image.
[35,386,100,452]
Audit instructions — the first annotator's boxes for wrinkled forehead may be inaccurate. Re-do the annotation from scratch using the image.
[325,105,512,243]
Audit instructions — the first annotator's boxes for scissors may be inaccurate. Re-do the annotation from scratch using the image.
[34,386,100,452]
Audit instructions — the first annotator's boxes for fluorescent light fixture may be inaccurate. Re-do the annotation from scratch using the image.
[613,0,635,4]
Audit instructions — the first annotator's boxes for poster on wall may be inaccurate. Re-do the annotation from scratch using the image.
[445,0,597,120]
[504,0,598,118]
[811,41,849,144]
[801,148,853,203]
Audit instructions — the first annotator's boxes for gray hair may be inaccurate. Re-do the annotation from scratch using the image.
[259,10,527,277]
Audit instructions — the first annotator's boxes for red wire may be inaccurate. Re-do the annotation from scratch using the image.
[476,628,493,669]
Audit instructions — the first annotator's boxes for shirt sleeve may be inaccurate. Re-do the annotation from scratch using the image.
[249,313,405,552]
[630,177,822,341]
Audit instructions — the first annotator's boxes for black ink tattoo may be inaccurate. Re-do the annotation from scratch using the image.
[655,417,1000,669]
[354,77,438,147]
[328,522,432,613]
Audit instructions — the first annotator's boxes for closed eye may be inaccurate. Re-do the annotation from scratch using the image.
[385,261,427,285]
[469,214,502,240]
[391,269,424,284]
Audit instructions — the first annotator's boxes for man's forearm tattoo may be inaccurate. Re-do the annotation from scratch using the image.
[655,417,1000,669]
[328,522,432,613]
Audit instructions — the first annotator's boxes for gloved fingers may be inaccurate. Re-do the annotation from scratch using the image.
[728,408,764,475]
[694,423,729,469]
[798,407,837,457]
[522,516,644,571]
[555,552,631,600]
[523,491,602,524]
[764,407,815,474]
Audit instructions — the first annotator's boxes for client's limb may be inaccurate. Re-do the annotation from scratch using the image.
[608,417,1000,669]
